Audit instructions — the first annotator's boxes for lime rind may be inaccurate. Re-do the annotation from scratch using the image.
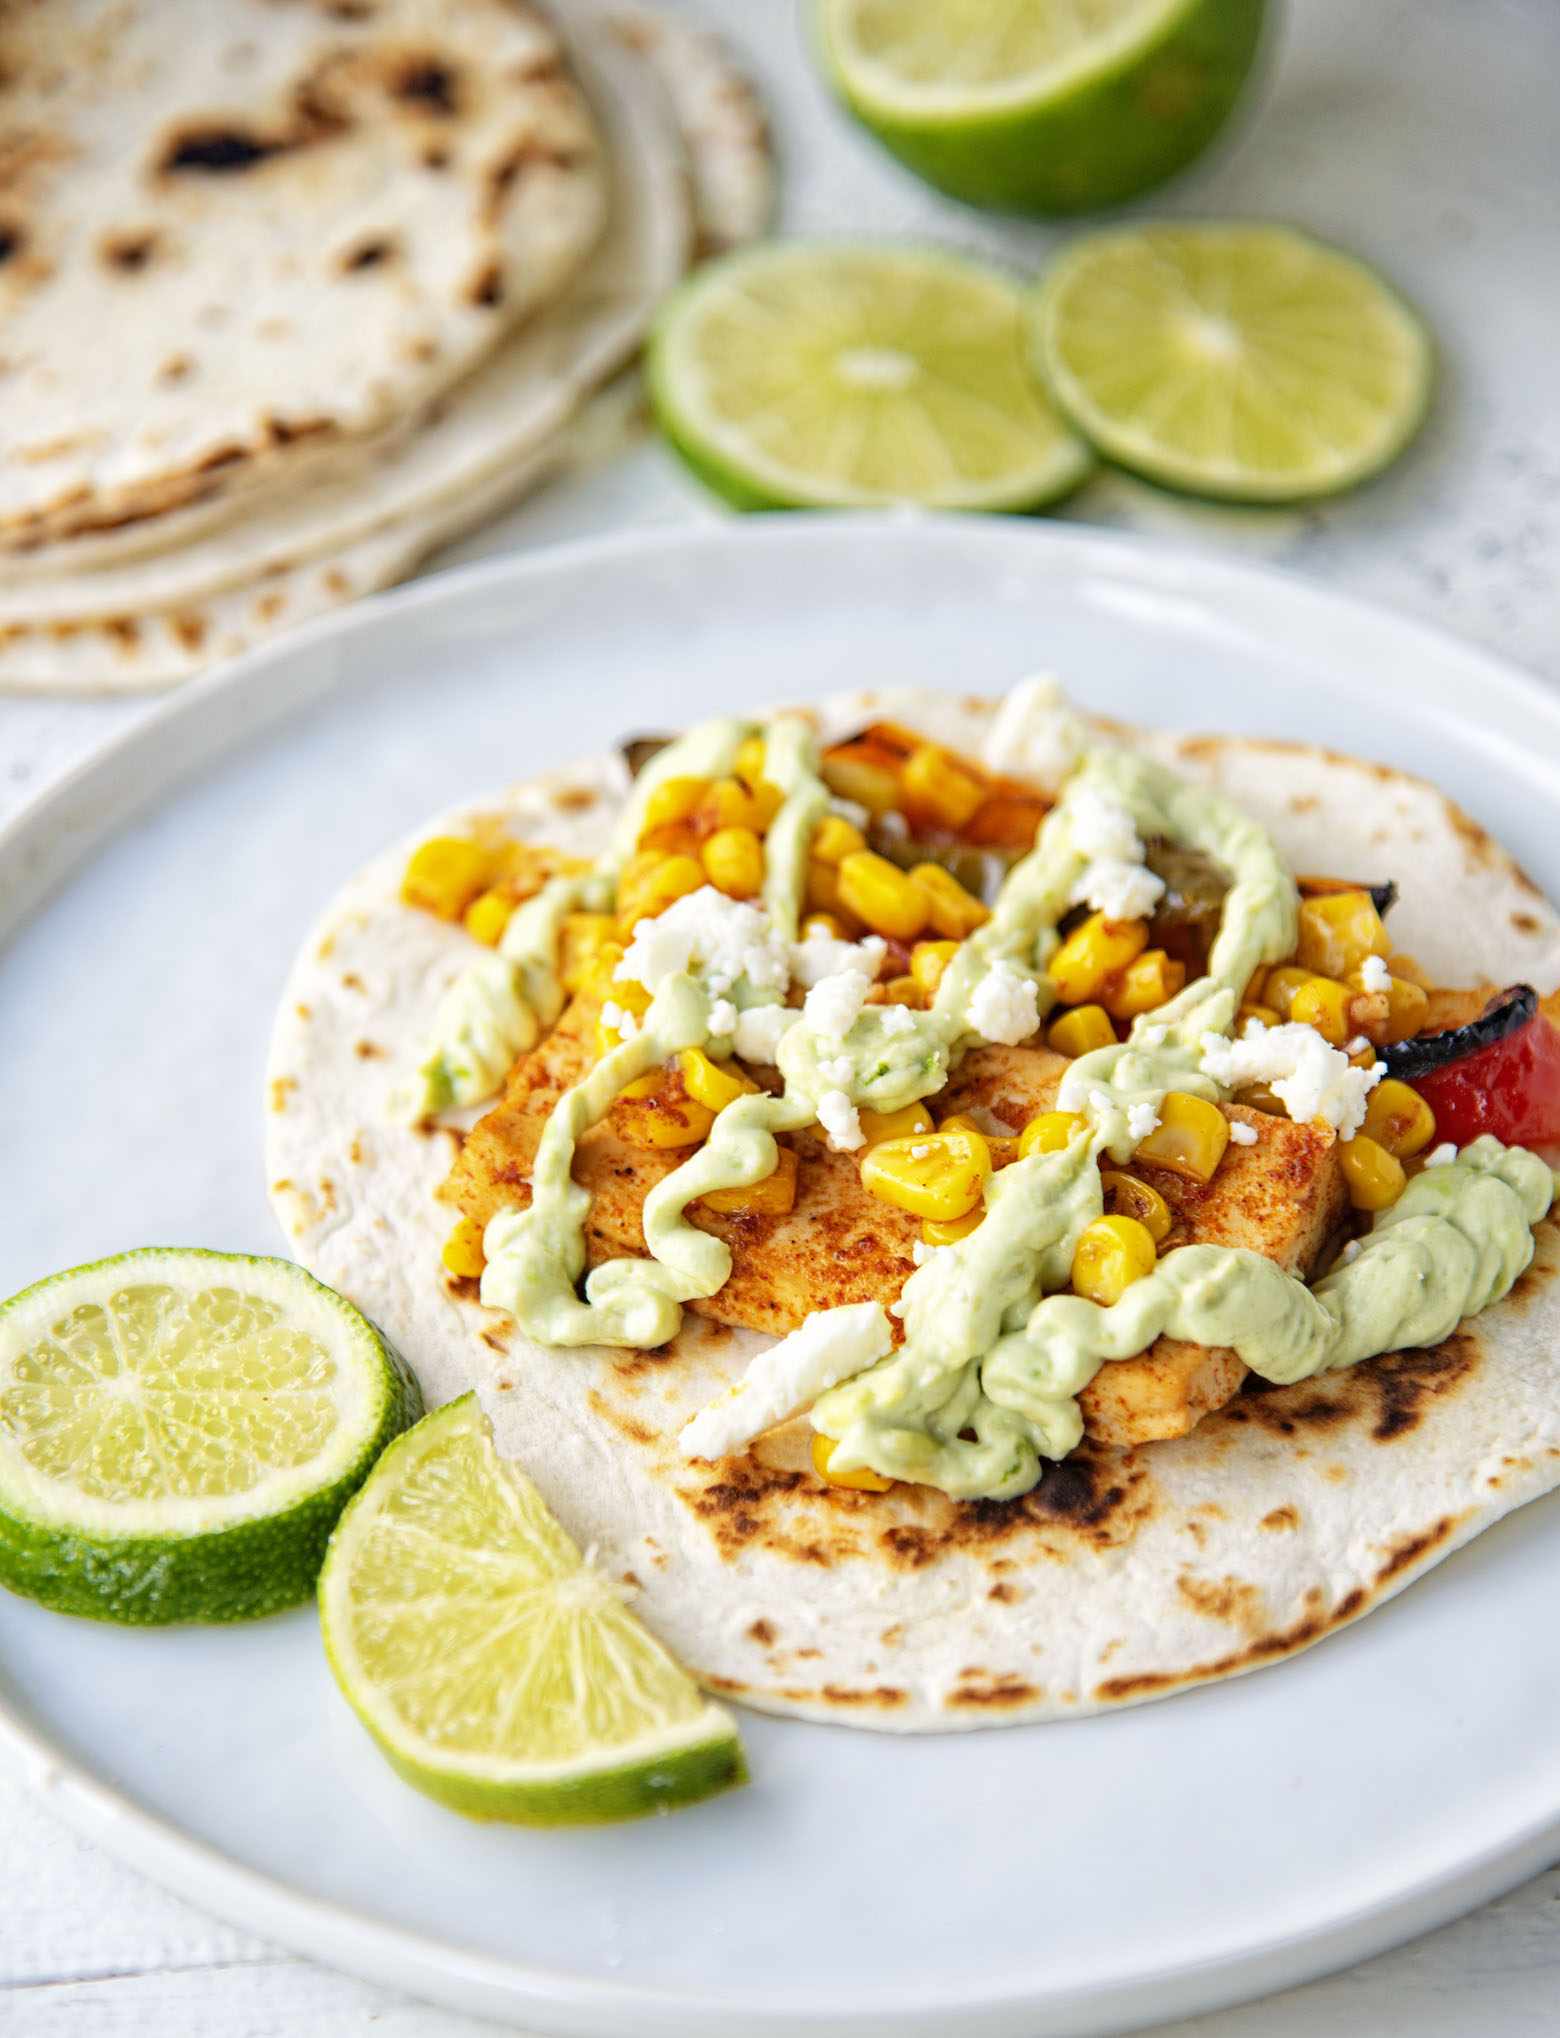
[1028,221,1435,503]
[647,240,1095,514]
[817,0,1269,216]
[0,1248,420,1624]
[319,1396,746,1826]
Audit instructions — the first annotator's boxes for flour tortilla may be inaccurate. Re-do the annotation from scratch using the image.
[0,0,607,548]
[265,687,1560,1731]
[0,14,696,693]
[0,0,780,693]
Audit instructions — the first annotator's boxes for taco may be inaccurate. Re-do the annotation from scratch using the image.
[267,681,1560,1730]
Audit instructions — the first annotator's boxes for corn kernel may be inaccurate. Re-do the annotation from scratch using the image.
[441,1215,487,1280]
[1047,1003,1117,1059]
[900,743,987,831]
[701,825,764,900]
[618,1069,663,1099]
[804,858,844,918]
[860,1102,935,1145]
[966,788,1049,852]
[1236,1002,1281,1031]
[1048,912,1149,1006]
[615,850,705,932]
[859,1125,991,1221]
[559,913,620,992]
[1019,1110,1086,1158]
[733,735,767,787]
[810,814,868,866]
[1100,1170,1172,1244]
[402,837,492,921]
[802,912,848,941]
[910,939,960,997]
[812,1431,894,1492]
[838,850,930,942]
[695,776,771,838]
[881,975,920,1008]
[637,819,702,858]
[821,748,900,815]
[1339,1132,1407,1212]
[1290,975,1352,1046]
[1374,975,1429,1045]
[935,1112,1016,1164]
[1103,948,1186,1021]
[1264,966,1322,1021]
[699,1145,799,1216]
[640,775,709,838]
[1133,1092,1230,1183]
[678,1046,759,1113]
[463,888,513,947]
[1362,1078,1437,1158]
[1072,1215,1158,1306]
[1297,891,1392,978]
[910,863,989,940]
[613,1086,717,1149]
[923,1210,984,1245]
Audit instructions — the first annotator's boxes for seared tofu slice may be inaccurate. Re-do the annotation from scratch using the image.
[937,1044,1349,1445]
[444,997,920,1333]
[446,1014,1347,1448]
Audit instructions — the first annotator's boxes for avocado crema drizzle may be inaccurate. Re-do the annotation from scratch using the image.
[406,707,1555,1503]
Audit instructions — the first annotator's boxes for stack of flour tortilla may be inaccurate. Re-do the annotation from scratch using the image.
[0,0,771,693]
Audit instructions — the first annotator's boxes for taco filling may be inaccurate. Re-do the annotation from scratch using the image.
[389,678,1559,1506]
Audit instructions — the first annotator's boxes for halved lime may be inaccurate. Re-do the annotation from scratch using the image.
[0,1249,419,1624]
[816,0,1267,216]
[647,240,1094,512]
[319,1396,745,1825]
[1028,222,1434,502]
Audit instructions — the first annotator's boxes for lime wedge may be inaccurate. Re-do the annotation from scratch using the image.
[647,240,1094,512]
[0,1250,419,1624]
[318,1396,745,1825]
[816,0,1267,215]
[1028,222,1434,502]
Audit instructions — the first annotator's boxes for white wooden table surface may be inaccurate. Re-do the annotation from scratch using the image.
[3,2,1559,2032]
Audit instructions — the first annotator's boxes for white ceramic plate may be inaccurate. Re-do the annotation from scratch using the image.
[4,518,1560,2038]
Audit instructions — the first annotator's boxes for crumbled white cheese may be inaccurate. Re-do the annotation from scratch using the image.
[679,1302,894,1459]
[1088,1088,1114,1116]
[616,886,789,999]
[888,1299,906,1318]
[816,1089,864,1151]
[1138,1023,1168,1048]
[1073,858,1166,922]
[1425,1142,1458,1168]
[911,1240,952,1268]
[818,1054,855,1088]
[1067,784,1140,863]
[909,1142,935,1159]
[1227,1120,1258,1146]
[805,968,873,1041]
[599,1001,638,1042]
[983,673,1085,793]
[880,1002,919,1036]
[708,998,739,1038]
[1198,1022,1383,1139]
[1358,954,1391,993]
[968,958,1041,1045]
[1346,1035,1371,1054]
[790,931,885,989]
[1127,1101,1160,1142]
[1339,1238,1362,1265]
[732,1004,797,1063]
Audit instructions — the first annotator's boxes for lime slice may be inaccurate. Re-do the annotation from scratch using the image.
[319,1396,745,1825]
[0,1249,419,1624]
[1028,222,1434,502]
[816,0,1267,216]
[647,240,1094,512]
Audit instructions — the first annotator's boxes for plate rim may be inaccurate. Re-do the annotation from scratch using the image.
[5,511,1560,2035]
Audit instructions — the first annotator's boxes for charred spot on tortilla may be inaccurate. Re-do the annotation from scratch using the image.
[340,236,398,273]
[392,56,460,114]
